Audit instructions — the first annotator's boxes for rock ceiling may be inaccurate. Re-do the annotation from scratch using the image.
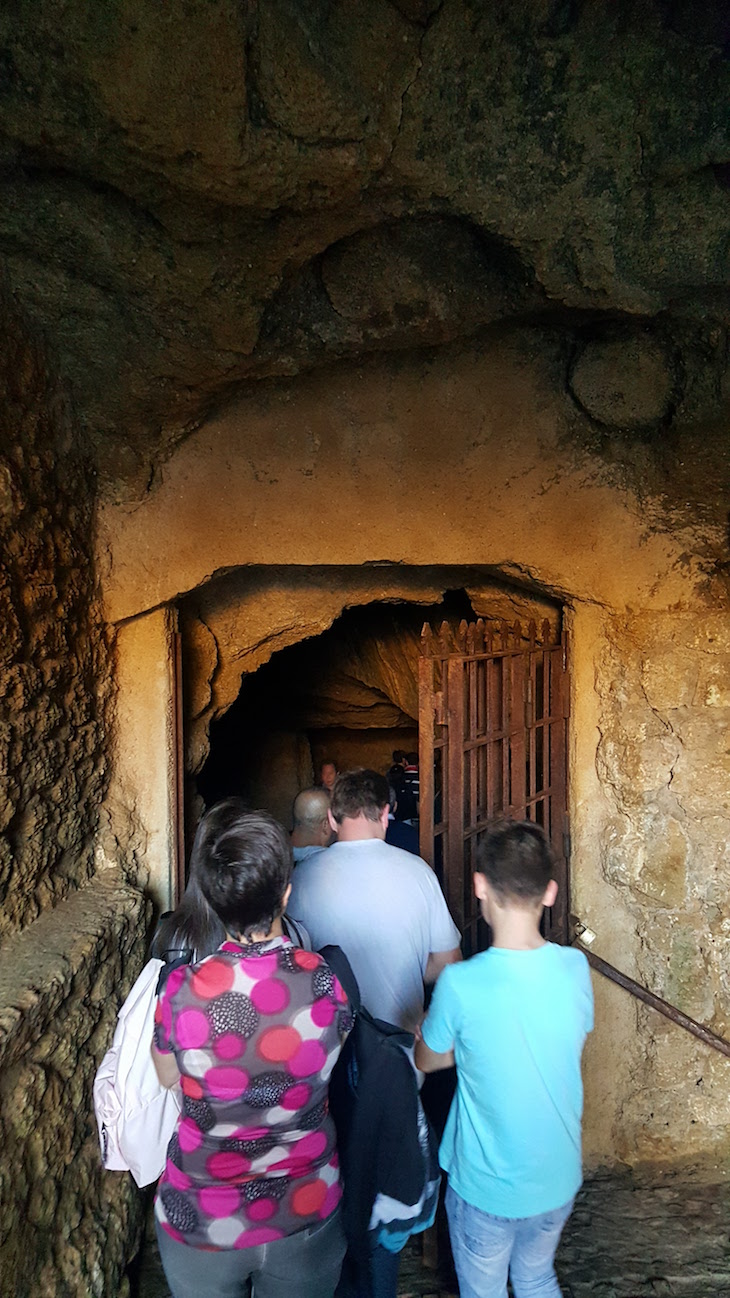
[1,1,729,500]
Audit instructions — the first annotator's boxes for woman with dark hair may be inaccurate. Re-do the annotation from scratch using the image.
[151,799,309,965]
[150,810,228,964]
[151,803,352,1298]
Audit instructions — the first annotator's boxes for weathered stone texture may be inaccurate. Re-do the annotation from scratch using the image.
[0,0,729,522]
[0,303,144,1294]
[594,610,730,1161]
[0,305,109,942]
[0,875,148,1297]
[569,335,676,429]
[183,566,559,780]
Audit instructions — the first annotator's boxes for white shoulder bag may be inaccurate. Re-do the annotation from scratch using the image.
[93,957,182,1188]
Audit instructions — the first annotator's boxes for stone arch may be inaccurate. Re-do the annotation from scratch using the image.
[180,563,563,827]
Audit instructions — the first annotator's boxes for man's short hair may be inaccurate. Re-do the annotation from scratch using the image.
[392,749,406,764]
[476,820,554,904]
[292,787,330,828]
[196,804,292,938]
[330,768,390,824]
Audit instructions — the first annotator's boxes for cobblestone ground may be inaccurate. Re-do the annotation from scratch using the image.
[133,1166,730,1298]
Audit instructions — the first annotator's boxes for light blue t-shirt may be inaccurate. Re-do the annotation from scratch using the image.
[423,943,593,1218]
[288,838,461,1031]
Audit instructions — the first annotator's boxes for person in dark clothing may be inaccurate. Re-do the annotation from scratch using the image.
[385,784,420,855]
[326,948,440,1298]
[402,752,420,820]
[387,750,418,823]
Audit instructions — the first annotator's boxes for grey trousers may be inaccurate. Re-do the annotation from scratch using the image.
[155,1209,346,1298]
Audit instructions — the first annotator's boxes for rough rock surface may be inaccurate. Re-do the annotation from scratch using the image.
[0,298,110,942]
[0,299,145,1297]
[0,875,148,1297]
[569,335,676,429]
[184,568,559,780]
[0,0,729,511]
[587,610,730,1162]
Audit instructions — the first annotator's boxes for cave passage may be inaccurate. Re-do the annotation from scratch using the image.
[196,590,476,828]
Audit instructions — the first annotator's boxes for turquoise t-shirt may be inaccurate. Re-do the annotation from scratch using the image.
[422,942,593,1218]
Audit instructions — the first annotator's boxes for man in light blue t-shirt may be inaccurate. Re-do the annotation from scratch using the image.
[416,820,593,1298]
[289,768,461,1298]
[289,768,461,1032]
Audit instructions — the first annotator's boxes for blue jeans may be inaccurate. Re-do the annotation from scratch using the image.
[335,1239,401,1298]
[446,1184,574,1298]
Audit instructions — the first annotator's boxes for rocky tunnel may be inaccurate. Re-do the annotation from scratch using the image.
[2,2,730,1294]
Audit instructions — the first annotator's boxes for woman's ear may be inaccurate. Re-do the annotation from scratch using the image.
[282,881,292,912]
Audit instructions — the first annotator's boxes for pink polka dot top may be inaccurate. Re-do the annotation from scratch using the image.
[153,936,353,1250]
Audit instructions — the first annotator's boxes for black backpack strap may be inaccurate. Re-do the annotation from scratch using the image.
[156,950,194,995]
[319,944,361,1014]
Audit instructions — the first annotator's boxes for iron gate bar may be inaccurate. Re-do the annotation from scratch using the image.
[419,616,570,953]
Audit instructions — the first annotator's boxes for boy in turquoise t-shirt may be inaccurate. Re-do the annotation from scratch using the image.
[415,821,593,1298]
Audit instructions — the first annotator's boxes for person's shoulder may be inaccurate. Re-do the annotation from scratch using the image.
[381,841,441,884]
[292,842,338,877]
[548,942,590,972]
[433,953,472,996]
[544,943,593,992]
[379,837,421,862]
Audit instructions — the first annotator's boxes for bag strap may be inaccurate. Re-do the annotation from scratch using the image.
[156,950,193,995]
[282,914,304,947]
[319,944,362,1014]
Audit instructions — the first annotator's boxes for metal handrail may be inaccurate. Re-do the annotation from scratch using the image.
[576,941,730,1060]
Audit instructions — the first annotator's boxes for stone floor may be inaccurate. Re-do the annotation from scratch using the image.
[132,1165,730,1298]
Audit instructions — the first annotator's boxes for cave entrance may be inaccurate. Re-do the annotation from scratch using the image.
[196,590,475,826]
[186,567,568,944]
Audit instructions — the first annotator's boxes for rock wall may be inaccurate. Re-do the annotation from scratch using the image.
[0,877,147,1297]
[575,609,730,1163]
[0,305,146,1295]
[1,0,729,491]
[0,306,109,942]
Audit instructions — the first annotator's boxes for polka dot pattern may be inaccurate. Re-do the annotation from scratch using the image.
[242,1175,288,1203]
[183,1096,216,1133]
[300,1099,328,1131]
[154,936,349,1252]
[191,957,235,1001]
[160,1186,199,1235]
[291,1178,328,1217]
[312,965,335,1000]
[166,1132,183,1169]
[257,1026,301,1063]
[199,1185,241,1218]
[222,1133,275,1159]
[207,991,259,1041]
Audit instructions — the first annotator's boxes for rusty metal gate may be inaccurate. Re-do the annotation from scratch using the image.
[418,618,570,955]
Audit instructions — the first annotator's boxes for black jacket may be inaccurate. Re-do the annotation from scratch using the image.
[322,946,439,1260]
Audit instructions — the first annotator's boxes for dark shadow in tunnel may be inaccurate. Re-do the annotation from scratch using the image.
[197,589,476,826]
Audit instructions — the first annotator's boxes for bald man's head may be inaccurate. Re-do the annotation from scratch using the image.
[291,788,332,848]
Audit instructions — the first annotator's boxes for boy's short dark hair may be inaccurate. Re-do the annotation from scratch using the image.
[196,802,292,939]
[476,820,555,904]
[330,768,389,824]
